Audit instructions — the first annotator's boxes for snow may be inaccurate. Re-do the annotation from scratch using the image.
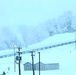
[28,32,75,49]
[0,32,76,75]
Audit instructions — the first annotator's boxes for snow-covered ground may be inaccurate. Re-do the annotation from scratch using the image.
[0,32,76,75]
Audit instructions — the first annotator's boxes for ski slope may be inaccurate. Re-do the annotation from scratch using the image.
[0,32,76,75]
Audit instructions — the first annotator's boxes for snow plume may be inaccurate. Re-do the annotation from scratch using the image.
[0,25,27,50]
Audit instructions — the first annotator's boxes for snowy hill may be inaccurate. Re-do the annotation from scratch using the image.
[28,32,75,49]
[0,11,76,50]
[0,32,76,75]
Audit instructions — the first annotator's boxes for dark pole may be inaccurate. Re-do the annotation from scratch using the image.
[13,46,16,72]
[38,52,40,75]
[31,51,35,75]
[18,47,21,75]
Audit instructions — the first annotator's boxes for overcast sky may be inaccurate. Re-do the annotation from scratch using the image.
[0,0,76,27]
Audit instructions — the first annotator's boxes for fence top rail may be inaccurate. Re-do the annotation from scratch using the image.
[0,41,75,58]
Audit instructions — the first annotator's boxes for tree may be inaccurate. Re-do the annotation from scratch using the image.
[44,19,58,36]
[57,11,74,33]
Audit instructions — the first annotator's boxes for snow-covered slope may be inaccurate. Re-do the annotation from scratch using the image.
[28,32,75,49]
[0,32,76,75]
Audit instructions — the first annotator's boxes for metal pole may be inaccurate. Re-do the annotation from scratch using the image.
[18,47,21,75]
[31,51,35,75]
[14,47,16,72]
[38,52,40,75]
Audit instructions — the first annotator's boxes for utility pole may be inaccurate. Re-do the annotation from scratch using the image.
[13,45,16,72]
[38,52,40,75]
[17,47,22,75]
[31,51,35,75]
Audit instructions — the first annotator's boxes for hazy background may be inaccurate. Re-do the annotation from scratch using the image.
[0,0,76,50]
[0,0,76,27]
